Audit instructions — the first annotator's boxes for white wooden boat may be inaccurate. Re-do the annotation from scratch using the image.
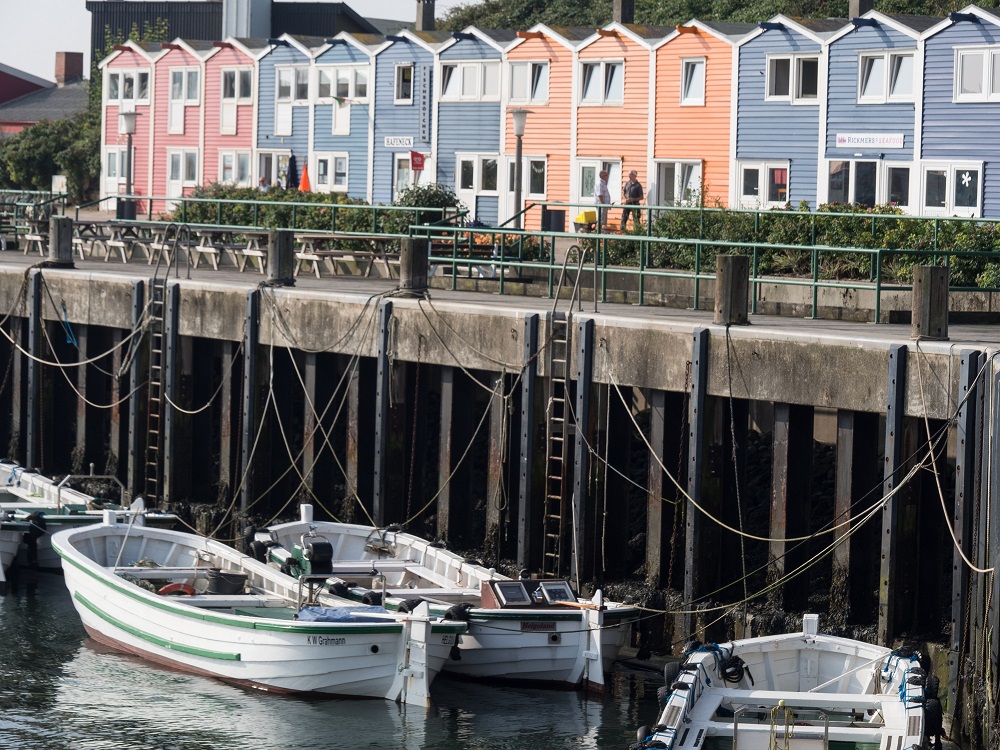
[0,462,175,570]
[254,505,642,690]
[632,615,926,750]
[52,509,468,706]
[0,515,31,594]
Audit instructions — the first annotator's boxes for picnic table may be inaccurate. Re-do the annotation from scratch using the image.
[293,232,398,278]
[191,228,271,272]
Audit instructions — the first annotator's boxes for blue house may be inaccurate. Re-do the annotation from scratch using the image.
[921,6,1000,218]
[822,12,940,210]
[734,15,846,209]
[434,27,516,225]
[371,29,451,205]
[311,32,383,200]
[256,34,322,189]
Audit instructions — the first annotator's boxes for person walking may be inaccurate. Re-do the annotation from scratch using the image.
[621,170,644,231]
[595,169,611,231]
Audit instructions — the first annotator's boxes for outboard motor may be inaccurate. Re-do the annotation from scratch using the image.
[302,537,333,575]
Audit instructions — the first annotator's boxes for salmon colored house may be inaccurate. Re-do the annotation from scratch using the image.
[503,25,592,231]
[99,41,163,212]
[148,40,217,214]
[652,20,755,208]
[202,39,268,194]
[575,23,670,228]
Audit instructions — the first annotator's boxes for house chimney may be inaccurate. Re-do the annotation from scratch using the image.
[55,52,84,87]
[849,0,875,18]
[613,0,635,24]
[416,0,435,32]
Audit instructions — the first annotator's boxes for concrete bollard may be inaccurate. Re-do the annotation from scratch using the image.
[911,265,949,341]
[714,254,750,325]
[267,229,295,286]
[48,216,75,268]
[398,237,429,296]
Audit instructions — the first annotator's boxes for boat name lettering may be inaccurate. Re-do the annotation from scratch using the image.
[308,635,347,645]
[520,622,556,632]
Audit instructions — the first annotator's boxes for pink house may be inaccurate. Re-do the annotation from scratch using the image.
[202,39,268,193]
[99,41,162,212]
[150,40,215,215]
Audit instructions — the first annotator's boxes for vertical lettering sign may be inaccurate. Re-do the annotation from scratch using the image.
[419,64,430,143]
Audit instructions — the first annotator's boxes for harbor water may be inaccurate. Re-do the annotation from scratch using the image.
[0,572,660,749]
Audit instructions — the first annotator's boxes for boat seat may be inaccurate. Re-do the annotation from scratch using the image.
[326,559,420,573]
[180,594,288,608]
[385,587,480,598]
[717,688,887,711]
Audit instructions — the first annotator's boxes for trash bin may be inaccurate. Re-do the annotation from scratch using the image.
[541,208,566,233]
[116,199,136,221]
[573,210,597,233]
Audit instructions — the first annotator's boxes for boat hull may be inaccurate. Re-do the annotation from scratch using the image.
[0,526,24,594]
[261,513,641,689]
[54,520,464,705]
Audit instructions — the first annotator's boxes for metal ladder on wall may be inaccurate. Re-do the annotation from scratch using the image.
[142,276,167,504]
[540,242,591,579]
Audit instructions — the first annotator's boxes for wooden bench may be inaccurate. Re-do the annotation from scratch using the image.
[22,233,47,256]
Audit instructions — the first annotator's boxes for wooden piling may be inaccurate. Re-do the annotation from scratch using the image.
[714,254,750,326]
[911,265,949,341]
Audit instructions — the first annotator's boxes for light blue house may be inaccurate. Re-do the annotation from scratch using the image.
[256,34,322,188]
[434,28,517,225]
[921,6,1000,218]
[371,29,451,205]
[822,12,940,210]
[311,32,383,200]
[733,15,846,209]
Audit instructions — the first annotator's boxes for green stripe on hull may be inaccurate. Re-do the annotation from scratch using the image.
[75,591,242,661]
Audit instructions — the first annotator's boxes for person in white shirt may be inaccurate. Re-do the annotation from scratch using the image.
[595,170,611,230]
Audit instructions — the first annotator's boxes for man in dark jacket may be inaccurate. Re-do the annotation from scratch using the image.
[621,170,644,231]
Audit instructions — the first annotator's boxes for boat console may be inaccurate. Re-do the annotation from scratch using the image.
[480,578,579,609]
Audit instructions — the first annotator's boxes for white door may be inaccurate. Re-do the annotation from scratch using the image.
[456,155,478,217]
[102,147,126,199]
[393,153,413,200]
[578,159,621,207]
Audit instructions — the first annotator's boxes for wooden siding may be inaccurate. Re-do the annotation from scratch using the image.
[203,46,255,186]
[923,21,1000,216]
[372,40,435,205]
[655,31,734,206]
[104,50,154,203]
[737,29,822,207]
[577,34,651,203]
[152,47,204,213]
[826,24,915,161]
[256,44,310,158]
[475,195,499,224]
[314,43,374,199]
[506,35,575,230]
[437,37,502,204]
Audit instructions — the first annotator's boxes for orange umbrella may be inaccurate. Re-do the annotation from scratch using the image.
[299,164,311,192]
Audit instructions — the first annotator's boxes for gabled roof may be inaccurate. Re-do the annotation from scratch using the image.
[0,62,52,90]
[227,38,274,60]
[739,14,848,47]
[437,26,518,55]
[98,39,166,69]
[654,19,756,50]
[826,11,944,44]
[578,22,674,51]
[317,31,384,58]
[0,80,87,125]
[375,28,450,57]
[923,5,1000,39]
[508,23,595,52]
[366,17,411,36]
[161,38,216,60]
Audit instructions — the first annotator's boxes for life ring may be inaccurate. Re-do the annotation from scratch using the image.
[158,582,196,596]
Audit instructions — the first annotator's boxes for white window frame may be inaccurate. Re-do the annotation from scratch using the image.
[457,153,501,196]
[395,63,414,104]
[257,151,291,189]
[440,61,501,102]
[858,51,915,103]
[168,68,198,135]
[218,150,252,186]
[168,67,200,104]
[953,46,1000,102]
[313,152,349,193]
[167,148,199,187]
[826,159,879,206]
[655,159,703,206]
[765,54,819,104]
[317,65,368,103]
[393,152,415,198]
[222,67,254,104]
[680,58,706,106]
[920,161,983,217]
[579,60,625,106]
[737,160,790,208]
[509,61,549,104]
[825,160,912,208]
[105,68,151,105]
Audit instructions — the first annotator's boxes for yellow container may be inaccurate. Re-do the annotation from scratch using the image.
[574,210,597,224]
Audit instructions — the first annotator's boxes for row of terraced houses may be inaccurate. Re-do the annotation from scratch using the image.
[99,4,1000,227]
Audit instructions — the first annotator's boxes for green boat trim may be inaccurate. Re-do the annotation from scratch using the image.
[55,541,405,635]
[75,590,242,661]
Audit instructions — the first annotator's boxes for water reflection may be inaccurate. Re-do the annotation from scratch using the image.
[0,573,660,749]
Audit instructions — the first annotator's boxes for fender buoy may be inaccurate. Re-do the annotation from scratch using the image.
[158,582,196,596]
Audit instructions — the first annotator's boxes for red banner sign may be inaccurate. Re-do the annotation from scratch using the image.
[410,151,425,172]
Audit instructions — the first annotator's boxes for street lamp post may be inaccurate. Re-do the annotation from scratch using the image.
[118,111,137,220]
[510,108,531,229]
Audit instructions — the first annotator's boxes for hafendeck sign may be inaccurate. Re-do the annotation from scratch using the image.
[384,136,414,148]
[835,133,905,149]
